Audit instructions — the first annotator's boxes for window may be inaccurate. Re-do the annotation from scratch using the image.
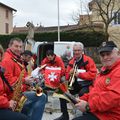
[5,23,9,34]
[5,9,9,19]
[113,12,120,25]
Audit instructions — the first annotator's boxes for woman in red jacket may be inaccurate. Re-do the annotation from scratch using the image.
[73,41,120,120]
[0,66,28,120]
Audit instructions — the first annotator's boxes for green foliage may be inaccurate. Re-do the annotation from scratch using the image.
[0,34,26,49]
[34,31,105,47]
[0,31,105,49]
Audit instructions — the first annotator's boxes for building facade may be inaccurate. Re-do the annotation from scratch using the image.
[0,2,16,35]
[89,0,120,46]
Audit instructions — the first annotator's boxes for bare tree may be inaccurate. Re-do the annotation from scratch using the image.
[72,0,91,25]
[71,0,100,33]
[89,0,120,41]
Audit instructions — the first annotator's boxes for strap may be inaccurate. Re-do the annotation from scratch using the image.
[0,67,13,92]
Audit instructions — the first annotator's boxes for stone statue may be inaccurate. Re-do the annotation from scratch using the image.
[25,21,35,51]
[26,21,34,40]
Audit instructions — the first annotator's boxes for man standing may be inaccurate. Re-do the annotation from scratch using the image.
[55,42,97,120]
[73,41,120,120]
[1,37,46,120]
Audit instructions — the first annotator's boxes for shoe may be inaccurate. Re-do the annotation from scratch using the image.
[54,113,69,120]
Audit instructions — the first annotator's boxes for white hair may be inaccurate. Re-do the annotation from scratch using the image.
[73,42,84,50]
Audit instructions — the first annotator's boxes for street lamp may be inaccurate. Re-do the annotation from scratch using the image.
[57,0,60,42]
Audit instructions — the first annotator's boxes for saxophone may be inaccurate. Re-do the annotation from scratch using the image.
[12,69,27,112]
[11,58,27,112]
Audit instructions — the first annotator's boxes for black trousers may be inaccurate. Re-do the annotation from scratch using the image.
[0,109,28,120]
[72,113,99,120]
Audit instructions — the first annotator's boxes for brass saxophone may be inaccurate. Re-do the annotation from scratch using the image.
[11,57,27,112]
[12,69,27,112]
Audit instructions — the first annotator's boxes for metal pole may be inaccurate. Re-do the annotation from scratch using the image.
[80,0,82,15]
[57,0,60,42]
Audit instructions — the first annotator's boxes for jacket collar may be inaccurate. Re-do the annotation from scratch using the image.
[6,48,22,63]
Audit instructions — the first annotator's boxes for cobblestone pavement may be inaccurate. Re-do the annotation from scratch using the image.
[42,92,82,120]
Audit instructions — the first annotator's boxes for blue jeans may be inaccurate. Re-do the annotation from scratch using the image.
[22,91,47,120]
[0,109,28,120]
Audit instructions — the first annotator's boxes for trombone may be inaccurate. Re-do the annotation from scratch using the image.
[68,63,77,90]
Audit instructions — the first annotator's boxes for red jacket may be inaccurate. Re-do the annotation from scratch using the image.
[1,49,23,85]
[80,59,120,120]
[66,54,97,81]
[41,55,65,77]
[1,49,27,95]
[0,76,10,108]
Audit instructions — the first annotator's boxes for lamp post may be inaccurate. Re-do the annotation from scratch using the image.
[57,0,60,42]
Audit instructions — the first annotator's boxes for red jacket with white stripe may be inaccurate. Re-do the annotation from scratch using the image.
[41,55,65,77]
[66,54,97,81]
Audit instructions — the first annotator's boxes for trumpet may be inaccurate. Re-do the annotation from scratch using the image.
[68,63,77,90]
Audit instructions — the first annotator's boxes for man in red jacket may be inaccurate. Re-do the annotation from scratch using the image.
[41,49,65,77]
[55,42,97,120]
[0,66,28,120]
[1,37,46,120]
[73,41,120,120]
[41,49,65,88]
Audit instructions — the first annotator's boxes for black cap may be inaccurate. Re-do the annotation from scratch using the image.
[98,41,117,53]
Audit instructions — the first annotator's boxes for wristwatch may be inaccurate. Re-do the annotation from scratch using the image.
[85,103,90,112]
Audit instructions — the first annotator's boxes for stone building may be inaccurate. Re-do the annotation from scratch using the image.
[0,2,16,35]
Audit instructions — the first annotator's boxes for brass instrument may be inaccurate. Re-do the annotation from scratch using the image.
[32,64,47,96]
[12,69,27,112]
[53,82,78,105]
[68,64,77,90]
[26,64,47,96]
[32,85,43,96]
[27,58,35,76]
[11,58,27,112]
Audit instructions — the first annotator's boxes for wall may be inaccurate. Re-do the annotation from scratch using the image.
[0,6,13,34]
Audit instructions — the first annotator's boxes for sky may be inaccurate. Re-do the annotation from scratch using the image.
[0,0,91,27]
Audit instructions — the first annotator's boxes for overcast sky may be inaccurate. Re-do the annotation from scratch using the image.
[0,0,91,27]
